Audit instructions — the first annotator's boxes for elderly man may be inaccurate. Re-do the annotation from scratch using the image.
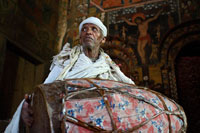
[5,17,134,133]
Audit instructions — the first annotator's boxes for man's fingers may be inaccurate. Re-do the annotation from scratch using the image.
[24,94,31,103]
[22,100,33,114]
[24,94,29,100]
[21,100,34,127]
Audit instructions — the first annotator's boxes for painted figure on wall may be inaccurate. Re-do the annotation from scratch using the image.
[122,9,162,64]
[121,25,128,40]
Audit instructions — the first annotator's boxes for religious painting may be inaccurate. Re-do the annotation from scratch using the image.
[107,0,179,66]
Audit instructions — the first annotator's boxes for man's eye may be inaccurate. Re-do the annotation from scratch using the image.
[82,28,87,32]
[92,27,98,32]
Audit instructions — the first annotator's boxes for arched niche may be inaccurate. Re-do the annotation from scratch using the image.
[159,19,200,100]
[174,41,200,132]
[102,39,138,83]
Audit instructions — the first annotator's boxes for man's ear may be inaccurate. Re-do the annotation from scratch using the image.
[101,37,106,44]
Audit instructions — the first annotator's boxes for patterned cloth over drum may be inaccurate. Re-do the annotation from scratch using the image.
[30,79,187,133]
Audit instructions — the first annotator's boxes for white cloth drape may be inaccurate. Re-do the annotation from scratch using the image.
[4,100,25,133]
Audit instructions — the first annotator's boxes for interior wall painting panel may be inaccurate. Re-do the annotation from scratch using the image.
[179,0,200,22]
[90,0,180,93]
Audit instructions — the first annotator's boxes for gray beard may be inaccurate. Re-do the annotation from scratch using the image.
[82,42,95,50]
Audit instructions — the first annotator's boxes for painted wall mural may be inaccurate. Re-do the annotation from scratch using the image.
[179,0,200,22]
[100,0,179,90]
[107,0,178,64]
[90,0,165,12]
[63,0,89,47]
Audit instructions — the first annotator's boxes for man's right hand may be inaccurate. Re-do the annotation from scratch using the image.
[21,94,34,127]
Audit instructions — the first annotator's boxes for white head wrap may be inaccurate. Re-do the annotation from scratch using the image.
[79,17,107,37]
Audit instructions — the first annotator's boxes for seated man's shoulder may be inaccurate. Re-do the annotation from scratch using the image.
[51,43,72,69]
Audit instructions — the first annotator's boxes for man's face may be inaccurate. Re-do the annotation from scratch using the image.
[80,23,105,49]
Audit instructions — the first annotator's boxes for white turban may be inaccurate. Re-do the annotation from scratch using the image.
[79,17,107,37]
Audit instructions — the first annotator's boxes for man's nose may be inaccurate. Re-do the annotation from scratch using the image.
[86,28,92,34]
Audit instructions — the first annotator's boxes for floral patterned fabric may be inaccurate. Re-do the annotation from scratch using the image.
[62,79,187,132]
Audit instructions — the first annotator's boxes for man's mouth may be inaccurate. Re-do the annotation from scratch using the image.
[85,37,93,41]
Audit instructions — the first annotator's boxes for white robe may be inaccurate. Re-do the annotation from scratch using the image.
[5,44,134,133]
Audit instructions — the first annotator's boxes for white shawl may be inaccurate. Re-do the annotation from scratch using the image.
[52,43,134,84]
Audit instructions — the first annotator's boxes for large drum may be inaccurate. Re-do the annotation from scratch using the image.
[30,79,187,133]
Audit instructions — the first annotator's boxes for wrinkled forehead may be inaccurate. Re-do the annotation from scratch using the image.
[82,23,101,30]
